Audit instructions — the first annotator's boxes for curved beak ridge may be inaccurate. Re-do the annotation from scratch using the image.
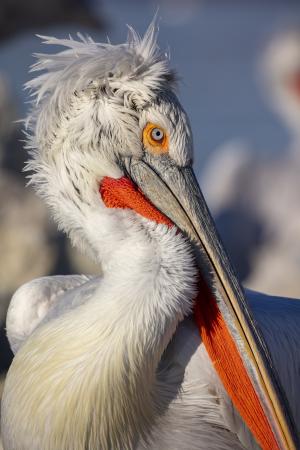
[123,153,298,450]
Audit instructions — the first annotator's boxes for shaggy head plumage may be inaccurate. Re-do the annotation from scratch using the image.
[24,21,193,256]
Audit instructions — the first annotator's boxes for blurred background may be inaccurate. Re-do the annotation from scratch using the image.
[0,0,300,407]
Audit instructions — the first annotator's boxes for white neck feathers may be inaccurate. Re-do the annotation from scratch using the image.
[2,218,197,450]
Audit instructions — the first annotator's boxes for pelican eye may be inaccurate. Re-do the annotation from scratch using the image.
[142,123,169,154]
[151,128,164,141]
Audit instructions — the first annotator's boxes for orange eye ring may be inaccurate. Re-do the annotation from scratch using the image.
[142,123,169,154]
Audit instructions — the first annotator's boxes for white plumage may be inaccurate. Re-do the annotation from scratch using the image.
[1,23,300,450]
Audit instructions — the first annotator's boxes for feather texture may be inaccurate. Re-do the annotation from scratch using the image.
[2,20,299,450]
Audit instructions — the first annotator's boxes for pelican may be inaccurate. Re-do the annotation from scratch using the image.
[201,28,300,297]
[1,23,300,450]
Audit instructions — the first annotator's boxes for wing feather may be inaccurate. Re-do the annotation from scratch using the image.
[7,274,95,354]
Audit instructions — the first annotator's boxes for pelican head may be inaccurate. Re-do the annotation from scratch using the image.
[26,26,192,266]
[2,22,298,450]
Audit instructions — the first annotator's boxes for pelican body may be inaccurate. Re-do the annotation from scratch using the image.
[1,24,299,450]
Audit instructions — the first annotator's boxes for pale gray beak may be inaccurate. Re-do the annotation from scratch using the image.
[123,152,298,450]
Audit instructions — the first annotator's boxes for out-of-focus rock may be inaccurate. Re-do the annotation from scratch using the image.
[0,171,57,321]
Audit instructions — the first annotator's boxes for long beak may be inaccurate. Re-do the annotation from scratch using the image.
[123,153,298,450]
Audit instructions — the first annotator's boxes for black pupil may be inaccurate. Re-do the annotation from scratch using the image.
[153,129,163,140]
